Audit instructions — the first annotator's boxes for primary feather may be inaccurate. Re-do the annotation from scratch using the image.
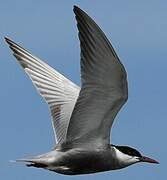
[5,37,80,144]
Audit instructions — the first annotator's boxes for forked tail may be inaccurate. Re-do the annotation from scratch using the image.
[10,158,48,168]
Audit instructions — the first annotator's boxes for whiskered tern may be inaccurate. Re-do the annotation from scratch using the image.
[5,5,159,175]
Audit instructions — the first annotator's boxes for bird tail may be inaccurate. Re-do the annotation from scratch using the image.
[9,157,48,168]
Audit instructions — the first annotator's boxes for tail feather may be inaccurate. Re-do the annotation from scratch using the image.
[10,158,48,168]
[26,162,48,168]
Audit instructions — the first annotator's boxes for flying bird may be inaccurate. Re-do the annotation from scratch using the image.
[5,5,159,175]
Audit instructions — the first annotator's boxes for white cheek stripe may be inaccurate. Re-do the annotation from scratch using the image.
[113,147,139,165]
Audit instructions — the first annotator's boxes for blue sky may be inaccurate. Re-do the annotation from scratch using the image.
[1,0,166,179]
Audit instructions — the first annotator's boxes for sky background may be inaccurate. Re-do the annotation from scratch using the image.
[1,0,166,179]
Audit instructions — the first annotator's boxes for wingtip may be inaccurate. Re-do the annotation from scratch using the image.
[73,5,90,21]
[73,5,83,14]
[73,5,78,11]
[4,36,13,46]
[4,37,22,50]
[4,36,10,43]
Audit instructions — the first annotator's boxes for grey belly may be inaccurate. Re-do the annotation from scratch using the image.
[51,149,116,175]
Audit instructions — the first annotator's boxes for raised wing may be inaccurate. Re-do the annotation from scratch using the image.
[5,37,80,144]
[66,6,128,147]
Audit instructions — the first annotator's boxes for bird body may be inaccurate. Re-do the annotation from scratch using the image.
[17,145,139,175]
[5,5,158,176]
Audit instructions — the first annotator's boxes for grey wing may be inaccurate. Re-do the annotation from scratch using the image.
[5,37,80,144]
[66,6,128,147]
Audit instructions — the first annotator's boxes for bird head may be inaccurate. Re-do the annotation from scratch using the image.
[113,145,159,168]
